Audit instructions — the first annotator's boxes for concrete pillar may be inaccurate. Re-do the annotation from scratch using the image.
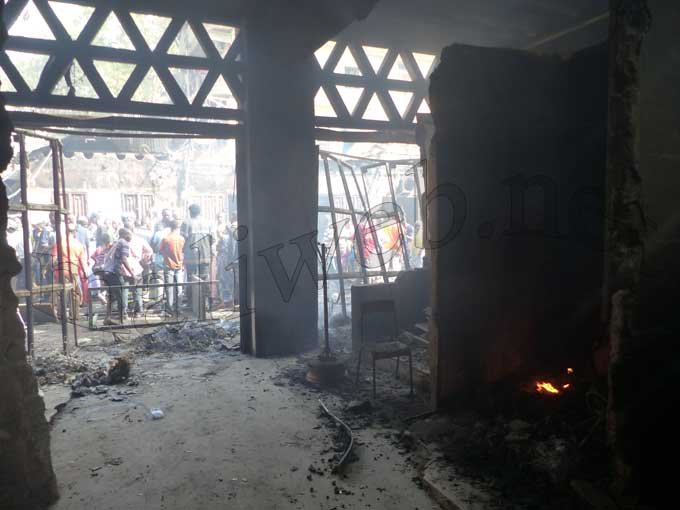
[238,25,319,356]
[1,7,59,508]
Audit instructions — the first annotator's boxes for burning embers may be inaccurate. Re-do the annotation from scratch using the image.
[535,368,574,396]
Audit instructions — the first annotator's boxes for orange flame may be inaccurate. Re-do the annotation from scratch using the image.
[536,382,560,394]
[567,368,574,374]
[562,383,571,389]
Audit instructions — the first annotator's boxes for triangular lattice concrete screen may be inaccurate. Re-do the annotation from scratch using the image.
[313,40,437,129]
[1,0,244,122]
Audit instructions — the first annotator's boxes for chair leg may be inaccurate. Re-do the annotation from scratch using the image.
[372,356,376,400]
[355,348,363,386]
[396,356,400,378]
[408,350,414,397]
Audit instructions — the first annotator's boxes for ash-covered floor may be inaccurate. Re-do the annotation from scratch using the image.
[36,321,439,510]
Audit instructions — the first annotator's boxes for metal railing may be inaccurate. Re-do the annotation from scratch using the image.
[87,277,225,330]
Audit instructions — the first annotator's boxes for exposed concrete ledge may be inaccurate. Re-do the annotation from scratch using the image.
[422,458,499,510]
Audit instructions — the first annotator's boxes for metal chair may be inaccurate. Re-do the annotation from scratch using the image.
[355,299,413,399]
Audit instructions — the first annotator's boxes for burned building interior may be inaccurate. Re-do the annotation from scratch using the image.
[0,0,678,509]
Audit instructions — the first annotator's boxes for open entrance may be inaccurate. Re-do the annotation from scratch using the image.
[316,141,431,394]
[6,129,241,361]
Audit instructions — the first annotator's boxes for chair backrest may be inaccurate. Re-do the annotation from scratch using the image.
[360,299,399,344]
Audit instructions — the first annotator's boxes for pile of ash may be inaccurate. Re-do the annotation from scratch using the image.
[33,353,98,385]
[134,320,240,353]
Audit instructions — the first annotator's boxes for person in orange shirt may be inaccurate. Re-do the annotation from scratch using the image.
[159,219,185,314]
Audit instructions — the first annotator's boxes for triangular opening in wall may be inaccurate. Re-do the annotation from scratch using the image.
[168,22,206,58]
[169,67,208,103]
[315,40,336,70]
[92,13,135,50]
[93,60,136,97]
[363,46,388,74]
[6,50,50,90]
[48,1,95,40]
[9,1,55,40]
[0,66,16,92]
[362,93,389,121]
[203,23,238,58]
[52,75,70,96]
[314,87,336,118]
[131,67,172,104]
[334,47,362,76]
[130,12,172,51]
[413,52,436,78]
[336,85,363,116]
[203,75,237,109]
[67,59,98,98]
[387,54,412,81]
[388,90,414,118]
[413,98,431,123]
[418,99,430,114]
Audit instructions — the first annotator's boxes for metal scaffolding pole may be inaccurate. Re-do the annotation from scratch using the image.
[57,141,78,348]
[322,156,347,317]
[50,141,68,354]
[385,162,411,271]
[332,157,368,285]
[357,163,389,283]
[17,134,34,357]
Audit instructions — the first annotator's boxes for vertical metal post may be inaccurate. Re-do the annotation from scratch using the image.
[411,161,425,263]
[87,287,94,329]
[322,156,347,317]
[358,164,388,283]
[332,156,368,284]
[385,162,411,271]
[50,141,68,354]
[58,142,77,347]
[174,279,179,319]
[18,134,34,358]
[321,244,330,356]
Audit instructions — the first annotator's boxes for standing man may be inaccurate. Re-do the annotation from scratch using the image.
[51,223,88,316]
[102,228,134,325]
[75,216,90,259]
[159,219,185,314]
[124,221,152,318]
[34,217,55,286]
[152,208,172,242]
[181,204,215,310]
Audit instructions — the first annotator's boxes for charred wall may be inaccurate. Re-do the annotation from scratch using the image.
[428,43,608,404]
[0,5,59,509]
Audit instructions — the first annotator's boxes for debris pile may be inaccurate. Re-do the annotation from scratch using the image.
[71,357,132,397]
[33,353,97,385]
[135,320,240,353]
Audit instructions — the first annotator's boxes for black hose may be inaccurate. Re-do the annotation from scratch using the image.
[318,398,354,473]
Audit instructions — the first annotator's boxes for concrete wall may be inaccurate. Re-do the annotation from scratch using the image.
[351,268,429,350]
[637,0,680,331]
[428,43,608,404]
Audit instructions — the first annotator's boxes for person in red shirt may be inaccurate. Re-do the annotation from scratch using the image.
[159,219,185,313]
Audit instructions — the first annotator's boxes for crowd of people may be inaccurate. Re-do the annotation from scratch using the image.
[8,204,240,325]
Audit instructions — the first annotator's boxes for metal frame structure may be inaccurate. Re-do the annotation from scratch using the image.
[1,0,244,134]
[314,39,435,132]
[318,150,425,318]
[10,129,77,357]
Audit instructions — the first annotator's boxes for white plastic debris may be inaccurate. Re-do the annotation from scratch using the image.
[150,408,164,420]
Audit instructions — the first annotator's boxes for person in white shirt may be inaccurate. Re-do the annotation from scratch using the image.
[123,221,153,318]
